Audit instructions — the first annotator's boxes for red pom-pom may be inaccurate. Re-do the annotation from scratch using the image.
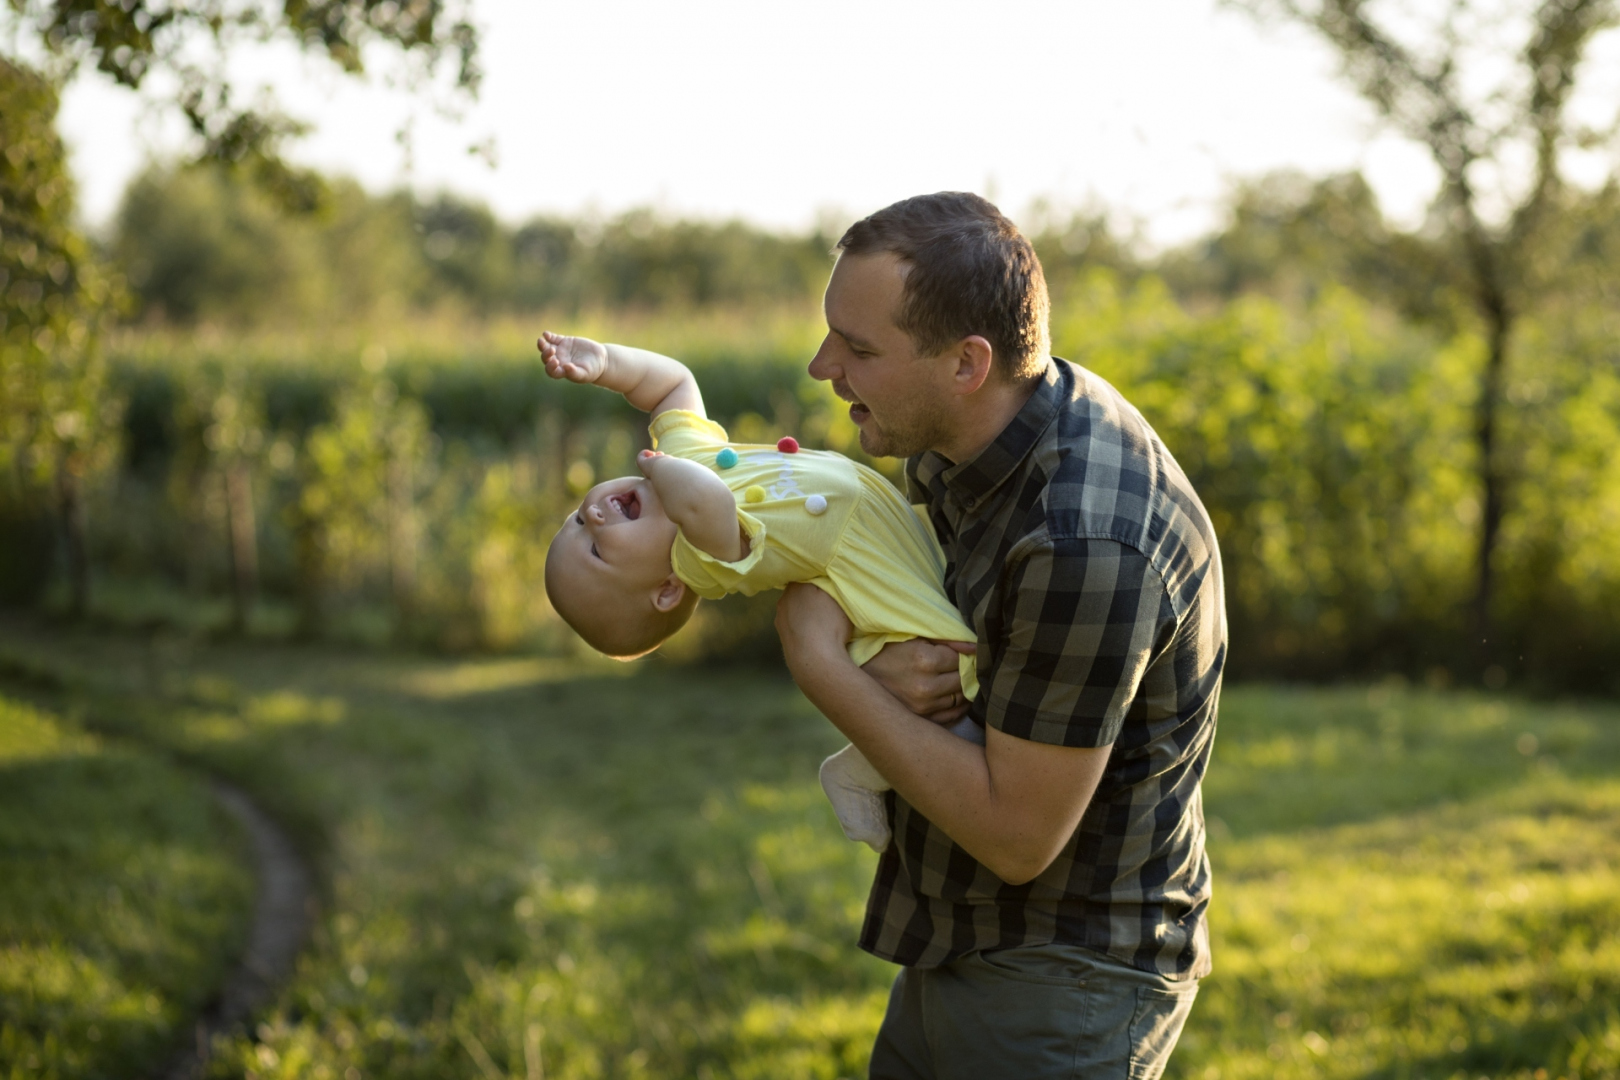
[777,436,799,453]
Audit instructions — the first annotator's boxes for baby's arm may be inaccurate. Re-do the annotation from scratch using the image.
[539,332,705,419]
[638,450,748,562]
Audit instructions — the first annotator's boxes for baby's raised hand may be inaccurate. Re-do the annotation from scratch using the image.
[539,332,609,384]
[637,448,668,475]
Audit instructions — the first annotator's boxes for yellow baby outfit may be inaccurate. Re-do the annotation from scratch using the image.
[651,410,978,700]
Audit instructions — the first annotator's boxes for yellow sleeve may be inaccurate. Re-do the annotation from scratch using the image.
[650,410,730,462]
[670,510,769,600]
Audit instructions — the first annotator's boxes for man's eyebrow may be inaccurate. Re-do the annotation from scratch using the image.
[830,325,879,352]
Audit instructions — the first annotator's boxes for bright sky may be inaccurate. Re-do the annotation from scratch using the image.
[49,0,1619,247]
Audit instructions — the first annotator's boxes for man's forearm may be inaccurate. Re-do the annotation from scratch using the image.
[788,641,1103,884]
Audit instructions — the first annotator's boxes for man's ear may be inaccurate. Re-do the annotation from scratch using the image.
[950,336,995,397]
[651,574,687,612]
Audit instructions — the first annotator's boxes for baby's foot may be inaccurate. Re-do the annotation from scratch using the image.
[820,753,893,853]
[835,789,892,853]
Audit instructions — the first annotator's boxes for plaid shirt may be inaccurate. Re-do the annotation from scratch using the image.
[860,358,1225,980]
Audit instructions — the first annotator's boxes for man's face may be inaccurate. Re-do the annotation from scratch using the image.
[808,252,955,459]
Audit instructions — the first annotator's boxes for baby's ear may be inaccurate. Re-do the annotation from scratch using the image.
[651,574,687,612]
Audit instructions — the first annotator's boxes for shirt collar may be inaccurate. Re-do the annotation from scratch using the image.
[912,359,1064,509]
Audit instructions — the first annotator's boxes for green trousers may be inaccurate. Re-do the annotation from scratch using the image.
[868,943,1198,1080]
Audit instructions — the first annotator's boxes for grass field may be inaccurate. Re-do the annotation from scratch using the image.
[1,620,1617,1079]
[0,683,253,1078]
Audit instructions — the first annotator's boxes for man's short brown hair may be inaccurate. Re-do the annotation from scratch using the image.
[837,192,1051,382]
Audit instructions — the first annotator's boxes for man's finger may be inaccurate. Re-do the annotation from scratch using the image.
[913,641,965,675]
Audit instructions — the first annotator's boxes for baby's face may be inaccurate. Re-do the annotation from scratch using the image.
[550,475,680,595]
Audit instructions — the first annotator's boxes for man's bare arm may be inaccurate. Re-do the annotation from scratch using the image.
[777,583,1109,884]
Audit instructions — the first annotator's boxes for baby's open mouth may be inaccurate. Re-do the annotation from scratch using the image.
[607,491,641,520]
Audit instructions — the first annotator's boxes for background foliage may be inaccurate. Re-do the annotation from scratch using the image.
[5,161,1619,691]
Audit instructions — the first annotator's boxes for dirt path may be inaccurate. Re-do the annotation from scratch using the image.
[162,781,313,1080]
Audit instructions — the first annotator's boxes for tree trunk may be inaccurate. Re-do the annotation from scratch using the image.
[1473,307,1511,663]
[387,454,417,639]
[54,449,89,618]
[224,460,258,634]
[291,507,324,640]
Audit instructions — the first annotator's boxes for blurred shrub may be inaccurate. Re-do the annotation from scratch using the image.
[1056,271,1620,689]
[87,310,843,658]
[47,282,1618,690]
[20,156,1620,688]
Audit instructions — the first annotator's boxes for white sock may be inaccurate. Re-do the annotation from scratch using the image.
[819,744,892,853]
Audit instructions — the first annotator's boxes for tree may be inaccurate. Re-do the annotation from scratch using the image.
[1229,0,1620,662]
[1158,170,1450,317]
[3,0,480,206]
[0,58,111,614]
[1,0,479,614]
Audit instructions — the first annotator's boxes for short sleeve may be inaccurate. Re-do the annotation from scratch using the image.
[984,538,1172,748]
[670,510,768,599]
[650,410,729,460]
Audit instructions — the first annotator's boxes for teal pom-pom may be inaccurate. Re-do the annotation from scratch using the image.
[716,447,739,469]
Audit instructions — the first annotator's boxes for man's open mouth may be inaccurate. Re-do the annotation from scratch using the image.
[607,491,641,520]
[835,382,870,423]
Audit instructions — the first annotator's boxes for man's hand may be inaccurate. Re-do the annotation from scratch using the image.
[863,638,976,725]
[539,331,609,384]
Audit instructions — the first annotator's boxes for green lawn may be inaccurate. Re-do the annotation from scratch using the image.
[1,623,1617,1079]
[0,687,252,1079]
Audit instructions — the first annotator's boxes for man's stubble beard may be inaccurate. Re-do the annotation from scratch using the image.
[857,396,955,461]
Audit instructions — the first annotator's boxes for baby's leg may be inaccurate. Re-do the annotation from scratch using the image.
[819,744,892,853]
[819,720,985,852]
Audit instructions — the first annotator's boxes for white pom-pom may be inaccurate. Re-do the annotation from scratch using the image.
[805,494,828,515]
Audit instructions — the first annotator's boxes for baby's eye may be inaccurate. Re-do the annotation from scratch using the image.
[574,512,584,526]
[590,543,601,559]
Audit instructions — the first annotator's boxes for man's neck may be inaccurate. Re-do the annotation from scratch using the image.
[932,367,1045,465]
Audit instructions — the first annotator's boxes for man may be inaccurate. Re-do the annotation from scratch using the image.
[774,192,1225,1080]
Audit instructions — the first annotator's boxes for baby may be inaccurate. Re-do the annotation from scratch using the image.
[540,332,980,852]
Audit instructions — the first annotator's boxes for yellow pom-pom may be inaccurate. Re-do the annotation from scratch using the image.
[744,485,767,503]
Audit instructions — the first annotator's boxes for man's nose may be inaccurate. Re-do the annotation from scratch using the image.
[807,342,836,382]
